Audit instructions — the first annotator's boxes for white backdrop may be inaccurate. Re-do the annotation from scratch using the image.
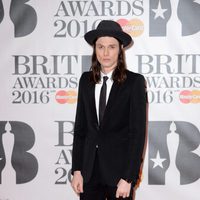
[0,0,200,200]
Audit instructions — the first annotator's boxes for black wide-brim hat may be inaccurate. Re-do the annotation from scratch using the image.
[84,20,133,47]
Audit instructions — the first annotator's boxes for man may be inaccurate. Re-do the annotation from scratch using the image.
[71,20,147,200]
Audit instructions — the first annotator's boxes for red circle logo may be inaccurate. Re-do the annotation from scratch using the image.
[55,90,77,104]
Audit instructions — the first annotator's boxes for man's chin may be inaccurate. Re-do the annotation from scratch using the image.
[101,63,116,69]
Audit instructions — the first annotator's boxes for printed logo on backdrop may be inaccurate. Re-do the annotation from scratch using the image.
[54,121,74,184]
[0,121,38,184]
[149,0,200,36]
[148,121,200,185]
[12,55,79,104]
[0,0,37,37]
[136,54,200,104]
[53,0,144,38]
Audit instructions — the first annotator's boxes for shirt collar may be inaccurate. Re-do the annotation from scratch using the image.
[100,69,114,81]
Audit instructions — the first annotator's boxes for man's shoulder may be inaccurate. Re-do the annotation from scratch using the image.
[125,70,146,91]
[80,71,92,82]
[81,71,91,77]
[126,70,145,80]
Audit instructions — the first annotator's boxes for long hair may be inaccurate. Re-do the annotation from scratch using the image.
[89,39,127,84]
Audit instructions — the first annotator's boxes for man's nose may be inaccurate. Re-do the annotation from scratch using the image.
[103,48,109,56]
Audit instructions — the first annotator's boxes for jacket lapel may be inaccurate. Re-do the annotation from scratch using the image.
[88,82,98,124]
[103,81,120,121]
[88,80,121,125]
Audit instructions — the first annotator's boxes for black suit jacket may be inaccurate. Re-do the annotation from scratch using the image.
[72,70,147,187]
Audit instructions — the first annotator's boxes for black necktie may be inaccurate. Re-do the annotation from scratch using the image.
[99,76,108,124]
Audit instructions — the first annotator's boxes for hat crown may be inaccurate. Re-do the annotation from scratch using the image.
[84,20,133,47]
[96,20,123,32]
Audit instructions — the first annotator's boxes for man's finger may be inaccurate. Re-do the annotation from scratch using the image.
[123,193,128,198]
[77,183,83,193]
[79,183,84,193]
[72,183,79,194]
[115,190,120,198]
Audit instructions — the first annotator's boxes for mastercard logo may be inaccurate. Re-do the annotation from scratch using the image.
[179,90,200,104]
[55,90,77,104]
[117,18,144,37]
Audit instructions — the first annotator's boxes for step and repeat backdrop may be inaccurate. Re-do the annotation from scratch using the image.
[0,0,200,200]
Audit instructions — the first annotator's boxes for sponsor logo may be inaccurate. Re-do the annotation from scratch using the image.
[117,18,144,37]
[179,90,200,104]
[55,90,77,104]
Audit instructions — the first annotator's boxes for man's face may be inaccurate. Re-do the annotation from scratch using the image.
[95,36,120,73]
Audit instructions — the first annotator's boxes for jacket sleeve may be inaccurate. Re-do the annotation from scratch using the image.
[122,74,148,186]
[71,73,87,174]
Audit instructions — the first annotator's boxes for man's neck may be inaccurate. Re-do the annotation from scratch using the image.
[101,66,116,75]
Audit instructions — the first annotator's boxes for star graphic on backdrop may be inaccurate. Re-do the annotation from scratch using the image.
[150,151,166,168]
[194,0,200,5]
[192,144,200,157]
[152,0,168,19]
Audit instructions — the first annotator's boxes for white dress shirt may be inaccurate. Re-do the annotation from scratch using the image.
[95,70,114,122]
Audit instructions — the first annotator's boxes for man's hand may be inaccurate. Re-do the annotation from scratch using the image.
[116,179,131,198]
[71,171,84,195]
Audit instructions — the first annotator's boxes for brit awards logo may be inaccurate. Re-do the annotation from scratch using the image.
[53,0,144,38]
[148,121,200,185]
[11,55,79,104]
[0,121,38,185]
[149,0,200,36]
[0,0,37,37]
[54,121,74,185]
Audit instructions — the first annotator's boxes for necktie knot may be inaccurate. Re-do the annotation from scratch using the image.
[103,76,108,83]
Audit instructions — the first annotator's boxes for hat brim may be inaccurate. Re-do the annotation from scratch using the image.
[84,30,133,47]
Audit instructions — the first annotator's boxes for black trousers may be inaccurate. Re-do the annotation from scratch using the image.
[80,151,133,200]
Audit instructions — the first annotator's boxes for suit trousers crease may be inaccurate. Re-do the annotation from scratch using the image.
[80,149,133,200]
